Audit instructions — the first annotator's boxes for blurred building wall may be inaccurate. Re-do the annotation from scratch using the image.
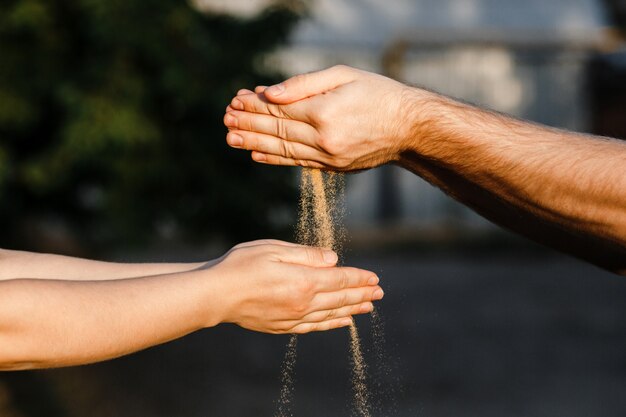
[200,0,614,236]
[265,0,613,235]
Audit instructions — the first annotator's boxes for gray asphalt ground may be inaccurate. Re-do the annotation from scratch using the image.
[25,247,626,417]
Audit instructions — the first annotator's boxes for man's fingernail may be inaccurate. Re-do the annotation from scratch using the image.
[227,133,243,147]
[368,275,379,285]
[267,83,285,96]
[253,153,267,162]
[323,250,338,264]
[231,98,244,110]
[373,289,384,300]
[224,113,237,127]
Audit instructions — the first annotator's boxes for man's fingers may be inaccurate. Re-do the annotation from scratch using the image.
[226,130,323,162]
[311,266,379,293]
[224,110,318,147]
[230,92,310,122]
[251,151,326,169]
[263,65,357,104]
[254,85,267,94]
[290,317,353,334]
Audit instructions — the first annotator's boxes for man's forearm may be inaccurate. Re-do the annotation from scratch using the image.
[400,90,626,273]
[0,249,206,281]
[224,65,626,272]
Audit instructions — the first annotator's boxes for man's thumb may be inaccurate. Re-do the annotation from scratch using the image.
[263,65,356,104]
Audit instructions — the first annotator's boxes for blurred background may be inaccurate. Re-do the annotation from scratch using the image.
[1,0,626,416]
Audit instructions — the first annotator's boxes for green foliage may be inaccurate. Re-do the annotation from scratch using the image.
[0,0,302,252]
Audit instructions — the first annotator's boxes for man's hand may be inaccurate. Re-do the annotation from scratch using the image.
[210,240,382,334]
[224,67,626,275]
[224,65,423,171]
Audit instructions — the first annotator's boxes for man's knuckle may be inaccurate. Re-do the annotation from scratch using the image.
[280,140,295,159]
[275,118,288,139]
[267,105,285,118]
[338,292,348,308]
[314,106,331,125]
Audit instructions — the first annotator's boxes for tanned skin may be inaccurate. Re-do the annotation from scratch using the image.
[224,65,626,275]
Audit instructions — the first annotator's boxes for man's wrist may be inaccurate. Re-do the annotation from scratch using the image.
[398,87,489,166]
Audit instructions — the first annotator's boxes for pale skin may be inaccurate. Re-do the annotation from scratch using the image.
[224,65,626,275]
[0,239,383,370]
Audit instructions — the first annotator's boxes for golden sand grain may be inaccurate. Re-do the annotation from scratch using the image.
[275,168,372,417]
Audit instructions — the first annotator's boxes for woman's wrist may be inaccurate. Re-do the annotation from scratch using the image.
[178,266,230,330]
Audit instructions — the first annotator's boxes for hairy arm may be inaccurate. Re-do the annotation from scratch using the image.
[400,91,626,274]
[225,66,626,274]
[0,241,382,370]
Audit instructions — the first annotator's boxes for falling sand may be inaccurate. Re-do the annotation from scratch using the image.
[275,168,372,417]
[275,335,298,417]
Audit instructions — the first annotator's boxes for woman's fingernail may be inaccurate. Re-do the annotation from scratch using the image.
[368,275,379,285]
[231,98,244,110]
[360,303,373,313]
[228,133,243,147]
[267,83,285,96]
[373,289,384,300]
[340,318,353,326]
[323,250,338,264]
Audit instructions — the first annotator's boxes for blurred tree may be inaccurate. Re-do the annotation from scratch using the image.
[0,0,303,254]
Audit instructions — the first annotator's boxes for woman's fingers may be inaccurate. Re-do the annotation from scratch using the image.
[289,317,353,334]
[309,266,379,293]
[231,239,304,250]
[224,110,319,148]
[300,302,373,324]
[310,285,384,313]
[270,245,339,267]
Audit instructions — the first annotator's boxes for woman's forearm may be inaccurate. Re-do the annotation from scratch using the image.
[400,91,626,273]
[0,241,382,370]
[0,249,206,281]
[0,270,220,370]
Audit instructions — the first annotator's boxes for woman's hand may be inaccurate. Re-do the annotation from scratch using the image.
[208,240,383,334]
